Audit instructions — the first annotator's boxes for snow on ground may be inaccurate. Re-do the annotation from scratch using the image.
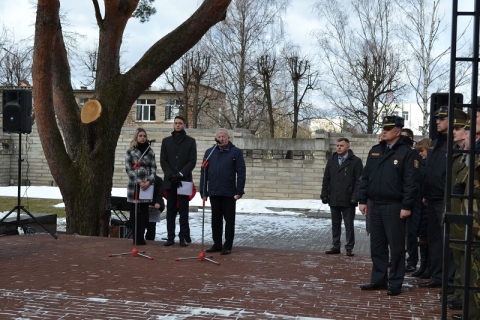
[0,186,365,238]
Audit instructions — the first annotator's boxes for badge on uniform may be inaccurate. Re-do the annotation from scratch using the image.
[394,160,398,165]
[371,153,380,156]
[414,160,419,168]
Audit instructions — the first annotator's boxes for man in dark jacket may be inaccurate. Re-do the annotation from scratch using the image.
[160,116,197,247]
[419,105,456,289]
[200,128,246,255]
[321,138,363,257]
[358,116,421,296]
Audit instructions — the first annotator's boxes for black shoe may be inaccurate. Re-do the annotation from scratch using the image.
[360,283,388,290]
[186,236,192,243]
[418,280,441,288]
[419,270,431,279]
[325,248,341,254]
[448,297,463,310]
[206,246,222,253]
[387,287,402,296]
[405,265,416,272]
[451,314,462,320]
[164,240,174,246]
[346,249,354,257]
[180,239,188,247]
[221,249,231,255]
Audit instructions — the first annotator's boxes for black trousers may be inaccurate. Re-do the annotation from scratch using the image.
[406,215,418,266]
[129,202,149,244]
[165,189,189,241]
[330,206,355,250]
[369,202,405,289]
[146,222,156,241]
[426,200,456,284]
[210,196,236,250]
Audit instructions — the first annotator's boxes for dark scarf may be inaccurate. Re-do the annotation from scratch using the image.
[136,142,149,154]
[172,129,186,145]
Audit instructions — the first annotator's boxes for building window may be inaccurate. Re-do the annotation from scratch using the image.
[402,111,409,121]
[164,99,180,121]
[136,99,156,121]
[78,98,89,108]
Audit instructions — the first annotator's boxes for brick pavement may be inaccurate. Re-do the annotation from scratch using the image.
[0,227,455,320]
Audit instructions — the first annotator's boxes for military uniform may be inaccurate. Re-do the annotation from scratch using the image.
[358,116,421,293]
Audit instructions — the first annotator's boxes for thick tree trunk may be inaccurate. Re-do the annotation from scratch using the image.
[33,0,232,236]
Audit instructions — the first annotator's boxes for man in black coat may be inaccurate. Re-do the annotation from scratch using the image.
[358,116,421,296]
[321,138,363,257]
[419,105,456,289]
[160,116,197,247]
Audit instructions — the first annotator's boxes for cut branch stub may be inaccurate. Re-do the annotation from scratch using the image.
[81,99,102,124]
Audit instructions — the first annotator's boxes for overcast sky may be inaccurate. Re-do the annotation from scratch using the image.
[0,0,322,87]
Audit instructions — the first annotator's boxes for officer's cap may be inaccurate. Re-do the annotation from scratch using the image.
[383,116,404,129]
[464,120,470,131]
[452,108,469,128]
[435,105,448,118]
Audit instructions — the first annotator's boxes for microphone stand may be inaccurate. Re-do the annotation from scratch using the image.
[109,141,155,260]
[175,142,220,265]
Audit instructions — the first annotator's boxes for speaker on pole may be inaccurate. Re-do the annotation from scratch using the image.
[429,92,463,139]
[2,89,32,134]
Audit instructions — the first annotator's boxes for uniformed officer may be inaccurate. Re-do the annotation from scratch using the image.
[449,108,469,310]
[358,115,421,296]
[419,105,456,289]
[358,116,420,296]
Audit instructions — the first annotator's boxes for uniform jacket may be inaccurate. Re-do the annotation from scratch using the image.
[358,136,421,210]
[125,145,156,203]
[423,133,447,201]
[160,130,197,190]
[320,149,363,207]
[199,141,246,198]
[451,153,468,251]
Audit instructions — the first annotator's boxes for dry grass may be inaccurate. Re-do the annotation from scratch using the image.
[0,197,66,218]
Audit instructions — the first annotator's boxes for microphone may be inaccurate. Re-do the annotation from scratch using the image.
[148,139,156,144]
[215,138,221,144]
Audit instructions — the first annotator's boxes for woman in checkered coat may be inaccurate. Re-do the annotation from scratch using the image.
[125,128,157,245]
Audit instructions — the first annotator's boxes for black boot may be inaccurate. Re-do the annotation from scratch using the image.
[412,243,428,277]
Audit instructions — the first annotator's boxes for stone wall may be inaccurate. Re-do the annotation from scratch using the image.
[0,126,381,200]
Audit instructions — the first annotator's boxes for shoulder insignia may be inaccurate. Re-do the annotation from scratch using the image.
[414,159,419,168]
[371,153,380,156]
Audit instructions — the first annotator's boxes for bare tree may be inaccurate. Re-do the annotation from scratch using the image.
[205,0,289,130]
[0,26,33,87]
[314,0,406,133]
[284,52,317,139]
[397,0,470,135]
[33,0,232,236]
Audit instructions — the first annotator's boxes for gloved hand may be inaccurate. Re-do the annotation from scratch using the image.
[321,196,329,204]
[351,199,357,205]
[171,179,183,189]
[168,173,182,182]
[453,182,466,195]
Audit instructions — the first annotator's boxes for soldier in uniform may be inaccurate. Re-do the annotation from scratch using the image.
[449,108,469,310]
[451,120,480,320]
[358,116,421,296]
[419,105,456,289]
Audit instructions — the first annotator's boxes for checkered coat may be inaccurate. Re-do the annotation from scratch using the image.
[125,147,157,203]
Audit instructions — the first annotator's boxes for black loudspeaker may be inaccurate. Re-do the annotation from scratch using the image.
[429,92,463,139]
[2,89,32,134]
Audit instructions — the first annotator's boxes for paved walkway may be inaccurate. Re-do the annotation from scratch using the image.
[0,213,452,319]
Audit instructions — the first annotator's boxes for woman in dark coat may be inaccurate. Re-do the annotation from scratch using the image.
[125,128,156,245]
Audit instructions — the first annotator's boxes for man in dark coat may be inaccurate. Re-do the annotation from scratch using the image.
[358,116,421,296]
[419,105,456,289]
[321,137,363,256]
[160,116,197,247]
[200,128,246,255]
